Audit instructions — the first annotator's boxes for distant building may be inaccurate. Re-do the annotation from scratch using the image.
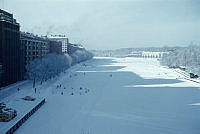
[141,51,166,58]
[127,51,142,57]
[48,35,68,53]
[67,43,84,55]
[0,9,25,87]
[126,51,167,58]
[46,39,62,54]
[20,32,49,65]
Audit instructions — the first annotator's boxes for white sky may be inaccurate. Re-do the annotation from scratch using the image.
[1,0,200,50]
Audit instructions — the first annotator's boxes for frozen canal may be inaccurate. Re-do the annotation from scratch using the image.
[15,57,200,134]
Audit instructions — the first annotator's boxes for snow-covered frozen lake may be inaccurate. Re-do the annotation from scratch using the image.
[15,57,200,134]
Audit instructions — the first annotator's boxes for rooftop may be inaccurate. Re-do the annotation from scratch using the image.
[68,43,84,49]
[0,9,12,18]
[48,35,68,39]
[0,9,19,25]
[20,32,47,42]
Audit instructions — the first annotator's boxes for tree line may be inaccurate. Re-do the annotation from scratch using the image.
[26,50,93,87]
[161,45,200,75]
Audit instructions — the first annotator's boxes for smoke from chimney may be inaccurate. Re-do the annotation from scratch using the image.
[46,25,54,37]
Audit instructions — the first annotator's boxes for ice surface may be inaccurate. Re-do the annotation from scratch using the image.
[2,57,200,134]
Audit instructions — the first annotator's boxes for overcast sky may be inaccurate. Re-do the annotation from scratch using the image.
[1,0,200,50]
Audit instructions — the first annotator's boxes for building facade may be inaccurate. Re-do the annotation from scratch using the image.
[48,35,68,53]
[47,39,62,54]
[0,9,25,87]
[20,32,49,65]
[67,43,84,55]
[0,64,3,84]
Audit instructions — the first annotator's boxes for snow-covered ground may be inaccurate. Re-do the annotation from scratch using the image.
[2,57,200,134]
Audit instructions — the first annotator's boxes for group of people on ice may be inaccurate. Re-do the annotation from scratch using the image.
[55,83,90,96]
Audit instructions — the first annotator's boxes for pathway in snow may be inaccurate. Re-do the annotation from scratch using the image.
[14,57,200,134]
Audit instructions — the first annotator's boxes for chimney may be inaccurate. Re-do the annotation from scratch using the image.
[67,38,69,44]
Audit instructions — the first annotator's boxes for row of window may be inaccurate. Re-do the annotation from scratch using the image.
[25,56,40,62]
[25,46,47,50]
[26,51,47,55]
[21,40,46,45]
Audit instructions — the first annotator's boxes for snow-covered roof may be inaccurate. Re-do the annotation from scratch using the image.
[68,43,84,49]
[48,35,68,39]
[20,32,47,42]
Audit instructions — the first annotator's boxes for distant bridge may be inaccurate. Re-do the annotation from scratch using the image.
[142,52,166,58]
[127,51,168,58]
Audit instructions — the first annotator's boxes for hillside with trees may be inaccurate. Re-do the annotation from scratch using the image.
[161,45,200,75]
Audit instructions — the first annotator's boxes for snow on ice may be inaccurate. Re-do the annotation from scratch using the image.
[1,57,200,134]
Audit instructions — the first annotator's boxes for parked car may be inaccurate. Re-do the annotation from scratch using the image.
[179,66,186,71]
[0,102,6,109]
[189,73,198,78]
[22,96,35,101]
[0,102,17,122]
